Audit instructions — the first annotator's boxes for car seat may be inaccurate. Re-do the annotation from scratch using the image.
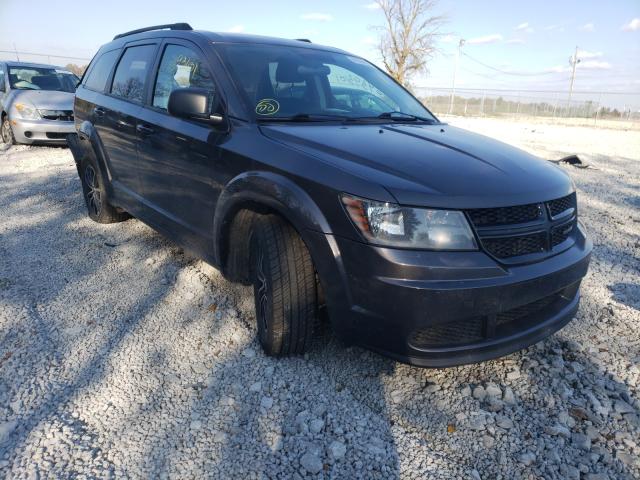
[272,58,317,113]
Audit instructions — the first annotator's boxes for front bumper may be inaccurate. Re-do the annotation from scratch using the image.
[11,117,75,144]
[309,223,592,367]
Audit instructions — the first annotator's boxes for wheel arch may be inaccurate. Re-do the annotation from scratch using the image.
[74,120,113,184]
[214,171,334,281]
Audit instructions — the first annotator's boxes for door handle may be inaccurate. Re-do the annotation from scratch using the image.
[93,106,105,117]
[136,124,155,135]
[116,119,130,128]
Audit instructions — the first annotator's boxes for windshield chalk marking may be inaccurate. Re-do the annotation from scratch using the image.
[256,99,280,116]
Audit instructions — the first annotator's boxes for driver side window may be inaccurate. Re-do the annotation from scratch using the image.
[0,68,5,92]
[153,44,215,111]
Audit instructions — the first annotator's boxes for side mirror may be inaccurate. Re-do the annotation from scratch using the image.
[168,88,223,124]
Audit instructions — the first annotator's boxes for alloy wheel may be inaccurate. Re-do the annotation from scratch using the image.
[84,165,102,216]
[1,120,10,144]
[256,247,269,331]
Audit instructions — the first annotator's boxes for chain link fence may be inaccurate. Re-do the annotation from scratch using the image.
[415,87,640,129]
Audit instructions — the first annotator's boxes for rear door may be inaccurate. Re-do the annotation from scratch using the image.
[101,42,159,198]
[75,48,120,137]
[135,39,226,241]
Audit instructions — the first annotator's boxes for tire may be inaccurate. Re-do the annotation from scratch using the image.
[251,214,317,356]
[79,156,129,223]
[1,117,15,145]
[225,209,256,285]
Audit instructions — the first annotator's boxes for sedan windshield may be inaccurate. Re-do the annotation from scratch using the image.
[8,66,79,92]
[219,43,437,122]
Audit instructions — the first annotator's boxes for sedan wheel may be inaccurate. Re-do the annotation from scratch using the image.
[1,118,15,145]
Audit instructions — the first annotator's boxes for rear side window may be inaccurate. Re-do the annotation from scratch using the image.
[84,50,120,92]
[152,44,215,110]
[110,45,156,103]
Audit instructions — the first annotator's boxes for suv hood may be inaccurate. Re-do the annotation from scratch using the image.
[260,123,573,208]
[12,90,74,111]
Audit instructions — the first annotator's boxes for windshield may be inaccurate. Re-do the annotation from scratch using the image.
[219,44,437,122]
[8,66,79,92]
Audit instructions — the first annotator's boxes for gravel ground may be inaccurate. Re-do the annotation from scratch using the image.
[0,118,639,479]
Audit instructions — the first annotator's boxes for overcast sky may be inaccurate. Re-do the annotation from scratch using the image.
[1,0,638,105]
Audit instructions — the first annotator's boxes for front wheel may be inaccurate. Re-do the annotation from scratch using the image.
[251,215,317,356]
[1,117,15,145]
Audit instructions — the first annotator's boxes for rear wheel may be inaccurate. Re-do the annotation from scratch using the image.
[79,156,129,223]
[1,117,15,145]
[251,215,317,356]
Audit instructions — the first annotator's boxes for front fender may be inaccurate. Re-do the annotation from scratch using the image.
[214,171,354,336]
[1,90,19,114]
[213,170,333,263]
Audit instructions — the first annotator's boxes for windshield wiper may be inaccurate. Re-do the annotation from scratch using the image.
[374,111,438,123]
[257,113,350,123]
[257,112,438,124]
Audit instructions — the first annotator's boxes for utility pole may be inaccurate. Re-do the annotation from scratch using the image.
[449,38,465,114]
[567,45,580,113]
[13,43,20,61]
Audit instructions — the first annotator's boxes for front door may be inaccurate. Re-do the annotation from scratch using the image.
[135,41,227,251]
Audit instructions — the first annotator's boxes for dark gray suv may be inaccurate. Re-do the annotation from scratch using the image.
[69,23,592,367]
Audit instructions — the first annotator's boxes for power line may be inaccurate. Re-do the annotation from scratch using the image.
[460,65,572,85]
[461,52,559,77]
[459,66,505,81]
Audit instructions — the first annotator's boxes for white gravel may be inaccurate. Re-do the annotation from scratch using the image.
[1,118,639,479]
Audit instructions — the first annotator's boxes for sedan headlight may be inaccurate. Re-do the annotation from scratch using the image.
[342,194,478,250]
[13,102,41,120]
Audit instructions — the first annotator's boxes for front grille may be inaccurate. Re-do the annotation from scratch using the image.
[482,231,547,258]
[551,221,575,247]
[39,109,74,121]
[45,132,67,139]
[548,193,576,218]
[495,295,558,326]
[466,193,578,260]
[410,317,484,348]
[467,203,543,227]
[410,283,579,349]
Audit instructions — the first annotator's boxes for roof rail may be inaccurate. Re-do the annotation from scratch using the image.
[295,38,312,43]
[113,23,193,40]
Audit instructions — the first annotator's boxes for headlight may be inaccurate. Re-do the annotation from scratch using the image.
[342,194,478,250]
[13,103,41,120]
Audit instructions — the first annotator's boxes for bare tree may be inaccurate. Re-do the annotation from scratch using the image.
[374,0,446,86]
[64,63,87,76]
